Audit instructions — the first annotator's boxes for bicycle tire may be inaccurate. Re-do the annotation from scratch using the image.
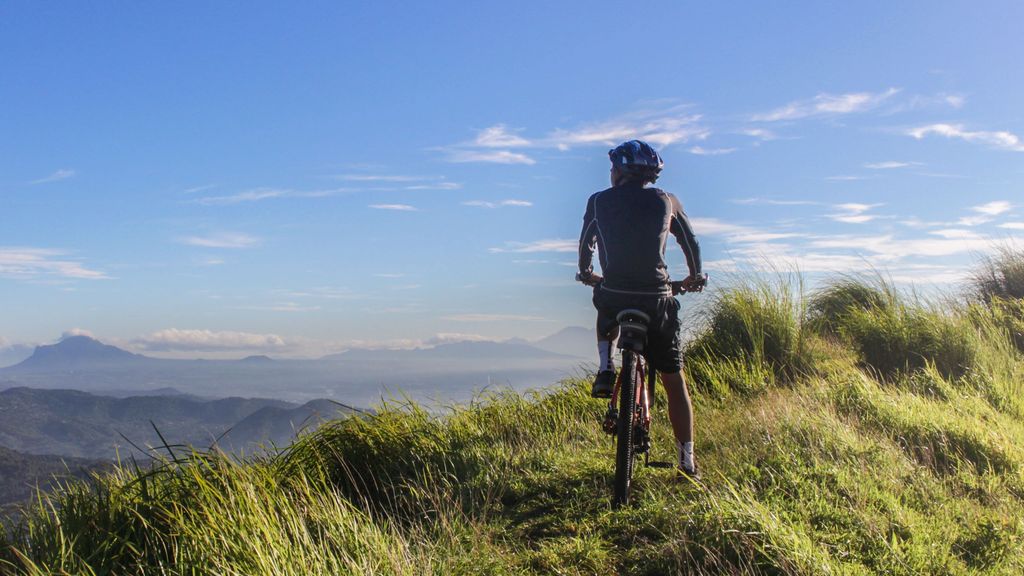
[613,349,637,508]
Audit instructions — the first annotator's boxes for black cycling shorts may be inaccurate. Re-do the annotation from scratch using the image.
[593,287,683,373]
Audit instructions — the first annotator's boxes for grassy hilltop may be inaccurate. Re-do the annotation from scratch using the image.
[3,250,1024,575]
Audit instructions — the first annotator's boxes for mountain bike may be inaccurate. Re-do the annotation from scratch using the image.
[577,272,707,508]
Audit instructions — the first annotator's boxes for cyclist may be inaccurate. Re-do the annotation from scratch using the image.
[577,139,704,478]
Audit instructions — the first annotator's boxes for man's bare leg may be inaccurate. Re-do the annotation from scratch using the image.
[659,370,696,473]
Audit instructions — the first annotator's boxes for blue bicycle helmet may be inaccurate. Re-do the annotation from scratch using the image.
[608,140,664,178]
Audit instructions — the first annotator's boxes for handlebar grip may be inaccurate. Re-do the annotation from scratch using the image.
[671,273,709,295]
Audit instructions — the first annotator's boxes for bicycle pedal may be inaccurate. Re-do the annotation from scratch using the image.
[645,460,674,469]
[602,410,618,435]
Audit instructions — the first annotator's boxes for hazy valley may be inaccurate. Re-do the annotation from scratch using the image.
[0,329,592,507]
[0,330,593,405]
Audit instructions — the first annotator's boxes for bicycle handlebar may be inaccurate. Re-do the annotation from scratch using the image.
[576,272,709,294]
[575,271,603,287]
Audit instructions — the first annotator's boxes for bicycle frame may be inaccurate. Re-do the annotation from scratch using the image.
[606,354,652,447]
[605,333,658,508]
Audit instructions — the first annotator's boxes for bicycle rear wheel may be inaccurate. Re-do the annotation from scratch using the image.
[613,349,637,508]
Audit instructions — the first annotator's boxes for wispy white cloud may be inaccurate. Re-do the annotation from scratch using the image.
[864,161,922,169]
[702,230,1006,282]
[447,150,536,165]
[690,195,1020,285]
[30,168,76,185]
[689,218,803,243]
[830,215,876,226]
[825,175,873,182]
[473,125,531,148]
[894,92,967,113]
[197,256,225,266]
[703,250,871,275]
[971,200,1012,216]
[0,247,109,280]
[238,302,322,312]
[688,146,737,156]
[957,215,991,227]
[183,184,218,194]
[901,201,1014,228]
[61,328,95,339]
[441,313,548,322]
[369,204,419,211]
[440,103,708,164]
[324,332,506,353]
[737,128,778,141]
[274,286,363,300]
[423,333,496,345]
[808,228,1014,261]
[511,259,576,267]
[906,123,1024,152]
[953,201,1013,226]
[752,88,900,122]
[489,239,577,253]
[195,188,338,205]
[901,216,937,227]
[828,203,883,224]
[403,182,462,190]
[885,267,968,284]
[462,199,533,208]
[327,175,463,191]
[133,329,289,352]
[929,228,978,240]
[546,107,708,149]
[337,175,439,183]
[732,198,821,206]
[943,94,966,108]
[177,233,261,249]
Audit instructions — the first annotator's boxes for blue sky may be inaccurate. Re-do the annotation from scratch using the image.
[2,1,1023,359]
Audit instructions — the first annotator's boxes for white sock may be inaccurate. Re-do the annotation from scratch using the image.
[677,440,694,470]
[598,340,614,372]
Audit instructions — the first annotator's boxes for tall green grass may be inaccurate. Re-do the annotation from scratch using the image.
[4,262,1024,575]
[969,246,1024,355]
[971,245,1024,303]
[805,274,895,337]
[684,273,810,397]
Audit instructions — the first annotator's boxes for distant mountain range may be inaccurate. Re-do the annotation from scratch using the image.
[0,332,593,405]
[0,330,594,515]
[0,386,354,460]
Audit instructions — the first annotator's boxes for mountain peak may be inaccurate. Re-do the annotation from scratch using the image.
[57,334,104,346]
[9,335,143,370]
[533,326,593,359]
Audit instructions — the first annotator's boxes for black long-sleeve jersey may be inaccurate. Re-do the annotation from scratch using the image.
[578,182,701,296]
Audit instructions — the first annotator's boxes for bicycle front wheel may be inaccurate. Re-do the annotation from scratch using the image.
[613,349,637,508]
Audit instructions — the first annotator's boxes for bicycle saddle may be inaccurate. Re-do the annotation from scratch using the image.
[616,309,650,352]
